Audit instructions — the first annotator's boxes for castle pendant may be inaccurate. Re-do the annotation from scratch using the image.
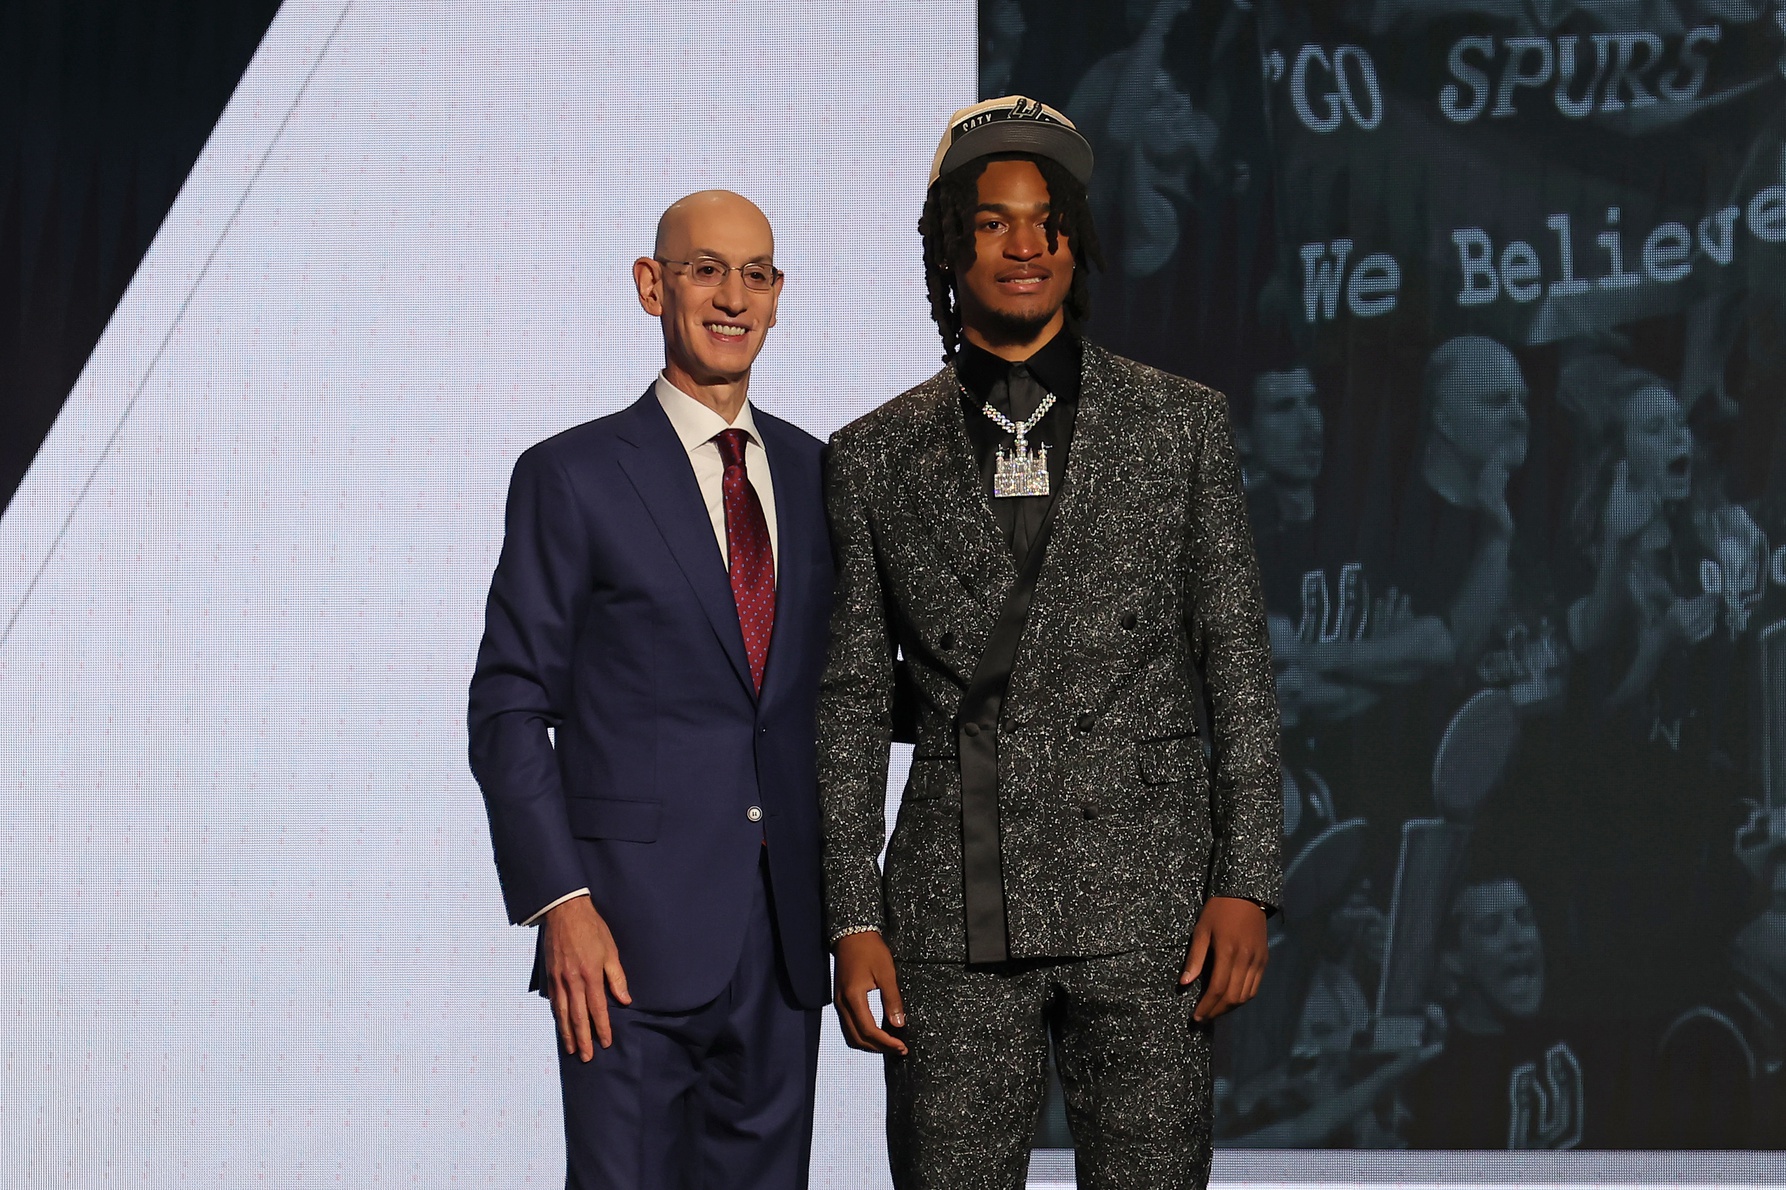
[992,437,1051,498]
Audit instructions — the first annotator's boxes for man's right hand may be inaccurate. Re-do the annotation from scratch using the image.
[833,930,907,1055]
[542,894,631,1061]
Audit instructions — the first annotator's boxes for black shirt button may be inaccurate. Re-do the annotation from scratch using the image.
[1121,611,1138,630]
[938,631,956,651]
[1076,712,1095,732]
[963,722,980,738]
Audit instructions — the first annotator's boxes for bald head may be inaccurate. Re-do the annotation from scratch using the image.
[1421,334,1530,470]
[635,190,782,413]
[654,190,775,259]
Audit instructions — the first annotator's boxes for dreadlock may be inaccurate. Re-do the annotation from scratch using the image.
[918,152,1105,364]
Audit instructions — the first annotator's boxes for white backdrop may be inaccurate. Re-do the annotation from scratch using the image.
[0,2,956,1184]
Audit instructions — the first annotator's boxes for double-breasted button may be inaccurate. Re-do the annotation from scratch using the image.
[938,631,956,651]
[1121,610,1139,630]
[746,806,763,823]
[963,722,980,738]
[1075,712,1096,732]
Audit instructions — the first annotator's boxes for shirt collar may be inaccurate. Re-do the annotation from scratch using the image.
[654,373,764,455]
[954,329,1082,406]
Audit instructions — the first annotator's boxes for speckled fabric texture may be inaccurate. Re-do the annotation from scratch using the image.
[818,343,1284,961]
[887,950,1212,1190]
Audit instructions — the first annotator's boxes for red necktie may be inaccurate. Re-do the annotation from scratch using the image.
[714,429,774,693]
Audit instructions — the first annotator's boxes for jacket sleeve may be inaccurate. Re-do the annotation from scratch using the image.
[816,434,897,941]
[467,444,592,925]
[1185,389,1285,910]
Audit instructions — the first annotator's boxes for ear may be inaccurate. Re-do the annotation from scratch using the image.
[634,257,664,316]
[1431,404,1456,443]
[766,271,783,330]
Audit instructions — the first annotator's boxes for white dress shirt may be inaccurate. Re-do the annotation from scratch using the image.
[651,373,780,573]
[521,373,780,927]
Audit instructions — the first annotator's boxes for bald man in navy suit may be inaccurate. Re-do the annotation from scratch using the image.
[469,191,831,1190]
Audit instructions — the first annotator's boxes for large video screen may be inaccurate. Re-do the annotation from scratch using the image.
[995,0,1786,1154]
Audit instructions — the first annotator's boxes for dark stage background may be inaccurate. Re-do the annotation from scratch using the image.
[992,0,1786,1151]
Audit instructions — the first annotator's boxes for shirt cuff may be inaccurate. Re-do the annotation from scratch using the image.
[828,924,881,947]
[521,887,590,927]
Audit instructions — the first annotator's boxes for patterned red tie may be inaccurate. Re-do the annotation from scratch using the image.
[714,429,774,694]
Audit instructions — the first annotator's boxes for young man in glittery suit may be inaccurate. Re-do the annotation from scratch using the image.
[817,98,1284,1189]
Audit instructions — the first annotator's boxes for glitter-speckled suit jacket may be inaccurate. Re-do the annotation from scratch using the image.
[819,343,1284,962]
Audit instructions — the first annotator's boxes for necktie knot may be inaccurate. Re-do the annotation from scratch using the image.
[714,428,750,470]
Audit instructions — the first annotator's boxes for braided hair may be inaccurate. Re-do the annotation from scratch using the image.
[918,152,1104,364]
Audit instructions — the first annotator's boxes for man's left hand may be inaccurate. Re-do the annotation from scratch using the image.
[1183,896,1268,1021]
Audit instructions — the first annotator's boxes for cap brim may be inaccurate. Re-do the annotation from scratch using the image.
[934,122,1093,186]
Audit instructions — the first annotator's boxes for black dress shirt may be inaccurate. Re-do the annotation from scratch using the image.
[955,331,1082,566]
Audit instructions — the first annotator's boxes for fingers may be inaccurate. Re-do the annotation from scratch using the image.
[555,976,595,1062]
[838,984,907,1055]
[604,952,633,1008]
[586,979,610,1055]
[1194,936,1236,1021]
[1241,960,1264,1004]
[1192,937,1268,1021]
[1181,925,1209,987]
[833,989,866,1050]
[552,985,577,1057]
[881,970,907,1031]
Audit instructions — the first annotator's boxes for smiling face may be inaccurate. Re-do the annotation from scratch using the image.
[1248,368,1325,488]
[635,190,781,393]
[1622,385,1693,503]
[952,158,1076,353]
[1432,340,1530,471]
[1443,879,1544,1030]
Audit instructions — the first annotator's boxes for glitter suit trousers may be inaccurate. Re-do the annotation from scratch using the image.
[885,947,1213,1190]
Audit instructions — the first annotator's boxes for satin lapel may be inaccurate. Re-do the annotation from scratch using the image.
[910,375,1016,615]
[613,391,754,699]
[755,416,807,715]
[1027,347,1115,612]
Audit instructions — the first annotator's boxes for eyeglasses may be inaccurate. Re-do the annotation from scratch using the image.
[655,256,782,292]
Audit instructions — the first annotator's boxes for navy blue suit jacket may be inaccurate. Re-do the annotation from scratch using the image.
[468,389,832,1013]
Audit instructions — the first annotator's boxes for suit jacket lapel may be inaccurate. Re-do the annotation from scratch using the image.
[909,376,1016,616]
[613,390,755,699]
[756,415,807,714]
[1026,346,1113,613]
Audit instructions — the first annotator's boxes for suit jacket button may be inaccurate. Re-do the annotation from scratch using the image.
[963,722,980,737]
[1081,802,1098,820]
[1075,712,1095,732]
[1121,611,1138,630]
[939,631,956,651]
[747,806,763,823]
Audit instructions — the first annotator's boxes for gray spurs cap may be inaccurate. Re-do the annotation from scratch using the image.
[927,95,1094,187]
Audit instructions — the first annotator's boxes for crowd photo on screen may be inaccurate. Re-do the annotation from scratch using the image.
[993,0,1786,1150]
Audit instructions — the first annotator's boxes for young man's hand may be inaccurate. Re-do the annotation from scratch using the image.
[833,931,908,1055]
[1183,896,1268,1021]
